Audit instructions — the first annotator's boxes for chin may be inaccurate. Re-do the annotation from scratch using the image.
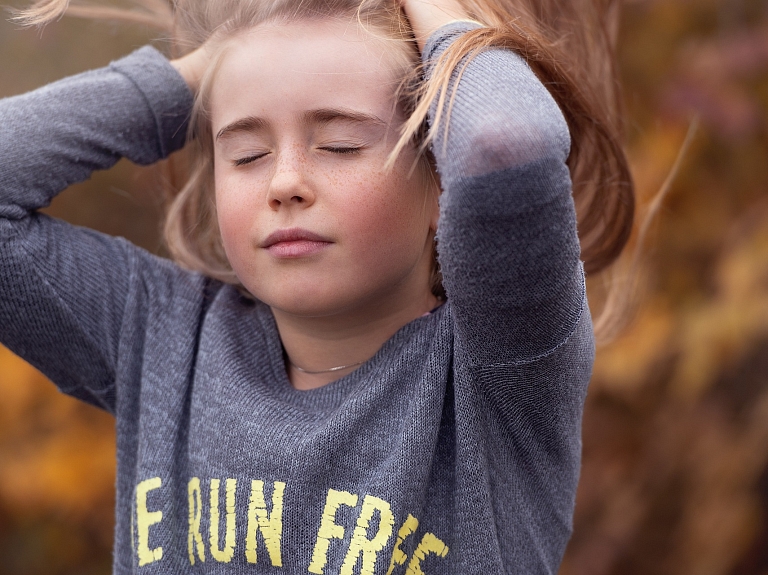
[252,285,352,318]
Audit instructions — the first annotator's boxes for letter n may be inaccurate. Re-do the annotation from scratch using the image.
[245,479,286,567]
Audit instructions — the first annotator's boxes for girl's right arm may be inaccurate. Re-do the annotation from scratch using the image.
[0,46,195,411]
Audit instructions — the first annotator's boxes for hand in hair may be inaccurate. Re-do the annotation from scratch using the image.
[170,44,212,93]
[400,0,472,52]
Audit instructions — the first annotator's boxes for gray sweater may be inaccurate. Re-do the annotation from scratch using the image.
[0,22,593,575]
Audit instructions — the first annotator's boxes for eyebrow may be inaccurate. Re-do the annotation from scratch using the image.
[215,108,387,140]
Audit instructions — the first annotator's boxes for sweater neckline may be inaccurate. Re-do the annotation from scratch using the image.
[253,301,446,413]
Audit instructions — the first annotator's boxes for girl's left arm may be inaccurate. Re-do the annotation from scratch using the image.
[419,22,594,562]
[423,23,592,368]
[403,0,590,366]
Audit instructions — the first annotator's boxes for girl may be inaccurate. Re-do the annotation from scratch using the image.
[0,0,633,572]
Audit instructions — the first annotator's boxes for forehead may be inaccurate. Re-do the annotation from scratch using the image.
[210,19,405,130]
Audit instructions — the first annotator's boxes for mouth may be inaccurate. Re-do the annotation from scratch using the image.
[260,227,333,258]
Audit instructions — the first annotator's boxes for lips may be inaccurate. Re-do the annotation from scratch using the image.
[260,227,333,258]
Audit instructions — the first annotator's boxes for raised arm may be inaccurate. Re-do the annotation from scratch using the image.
[0,47,191,217]
[421,22,588,366]
[0,47,195,410]
[415,21,594,567]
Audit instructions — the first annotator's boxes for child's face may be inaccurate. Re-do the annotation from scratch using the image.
[210,18,439,317]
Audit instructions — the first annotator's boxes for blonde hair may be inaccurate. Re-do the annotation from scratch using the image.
[15,0,635,337]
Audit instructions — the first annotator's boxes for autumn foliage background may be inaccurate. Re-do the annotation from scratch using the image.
[1,0,767,572]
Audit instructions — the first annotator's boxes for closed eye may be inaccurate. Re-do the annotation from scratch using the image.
[319,146,363,155]
[234,153,269,166]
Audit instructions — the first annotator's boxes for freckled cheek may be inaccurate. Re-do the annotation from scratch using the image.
[215,179,262,263]
[342,176,427,260]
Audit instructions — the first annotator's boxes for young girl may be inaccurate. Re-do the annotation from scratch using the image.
[0,0,633,572]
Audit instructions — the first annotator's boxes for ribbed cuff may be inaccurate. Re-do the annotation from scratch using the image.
[422,20,483,64]
[109,45,194,158]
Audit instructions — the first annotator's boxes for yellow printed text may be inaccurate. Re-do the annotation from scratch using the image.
[136,477,164,567]
[245,479,286,566]
[341,495,395,575]
[405,533,449,575]
[308,489,359,574]
[210,478,237,563]
[188,477,206,565]
[386,514,419,575]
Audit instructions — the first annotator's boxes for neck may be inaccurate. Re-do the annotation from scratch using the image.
[274,289,439,390]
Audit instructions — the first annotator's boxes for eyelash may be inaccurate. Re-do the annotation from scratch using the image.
[234,153,267,167]
[320,146,362,155]
[233,146,363,167]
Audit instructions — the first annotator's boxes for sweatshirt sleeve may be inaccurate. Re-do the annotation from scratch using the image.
[424,23,590,367]
[0,47,194,410]
[424,26,593,563]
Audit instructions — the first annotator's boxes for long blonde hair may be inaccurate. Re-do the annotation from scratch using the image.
[15,0,635,338]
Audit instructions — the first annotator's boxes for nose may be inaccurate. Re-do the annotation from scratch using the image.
[266,147,315,210]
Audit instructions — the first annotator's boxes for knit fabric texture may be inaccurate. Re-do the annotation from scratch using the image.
[0,22,594,575]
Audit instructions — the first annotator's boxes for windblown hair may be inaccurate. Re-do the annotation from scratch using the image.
[15,0,636,338]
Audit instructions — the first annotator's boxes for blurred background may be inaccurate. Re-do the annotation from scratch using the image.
[0,0,767,573]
